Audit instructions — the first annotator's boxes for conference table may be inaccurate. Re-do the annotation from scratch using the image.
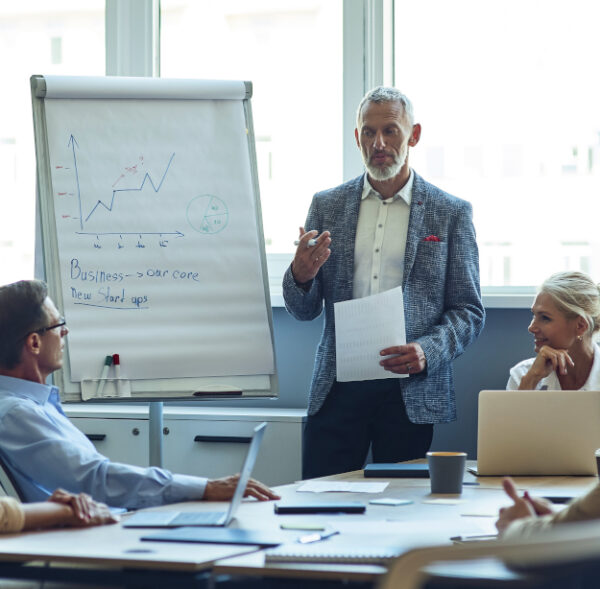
[0,463,595,588]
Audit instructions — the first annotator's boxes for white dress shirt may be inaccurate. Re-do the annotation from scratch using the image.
[353,171,414,299]
[0,375,207,509]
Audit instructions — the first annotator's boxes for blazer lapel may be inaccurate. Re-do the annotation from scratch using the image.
[403,172,427,289]
[333,175,363,301]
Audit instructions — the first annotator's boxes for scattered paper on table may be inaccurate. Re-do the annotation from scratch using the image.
[334,286,407,382]
[330,519,495,543]
[297,481,389,493]
[460,510,498,517]
[369,498,413,506]
[422,499,467,505]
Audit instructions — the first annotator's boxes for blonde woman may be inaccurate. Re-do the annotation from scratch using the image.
[507,271,600,391]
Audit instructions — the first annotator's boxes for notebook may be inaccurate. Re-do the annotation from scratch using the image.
[264,543,404,564]
[475,390,600,476]
[123,422,266,528]
[364,463,429,478]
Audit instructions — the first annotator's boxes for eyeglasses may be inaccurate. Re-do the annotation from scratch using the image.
[35,318,67,334]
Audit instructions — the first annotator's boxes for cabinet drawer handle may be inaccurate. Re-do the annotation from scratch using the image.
[85,434,106,441]
[194,435,251,444]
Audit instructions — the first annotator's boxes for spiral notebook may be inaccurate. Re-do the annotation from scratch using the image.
[264,543,403,564]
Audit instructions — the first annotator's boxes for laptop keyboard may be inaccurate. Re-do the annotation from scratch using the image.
[170,511,225,526]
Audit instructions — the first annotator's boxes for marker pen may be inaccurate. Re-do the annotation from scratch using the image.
[112,353,122,396]
[96,355,113,398]
[293,238,317,247]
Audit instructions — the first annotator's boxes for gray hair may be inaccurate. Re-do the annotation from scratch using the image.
[539,271,600,336]
[356,86,415,127]
[0,279,49,369]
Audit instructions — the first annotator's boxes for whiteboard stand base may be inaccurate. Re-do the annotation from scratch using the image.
[149,401,164,468]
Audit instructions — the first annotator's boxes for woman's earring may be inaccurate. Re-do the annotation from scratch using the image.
[578,335,583,341]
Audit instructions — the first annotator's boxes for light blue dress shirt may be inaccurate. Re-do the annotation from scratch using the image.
[0,375,207,508]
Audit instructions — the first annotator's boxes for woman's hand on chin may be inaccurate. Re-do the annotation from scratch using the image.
[518,345,573,390]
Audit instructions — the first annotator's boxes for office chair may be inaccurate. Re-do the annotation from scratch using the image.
[0,454,24,501]
[378,519,600,589]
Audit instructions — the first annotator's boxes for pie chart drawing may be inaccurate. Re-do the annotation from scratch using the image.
[186,195,229,234]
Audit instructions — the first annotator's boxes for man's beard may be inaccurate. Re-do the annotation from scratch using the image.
[364,144,407,181]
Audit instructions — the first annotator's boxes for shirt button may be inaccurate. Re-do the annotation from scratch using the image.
[378,224,383,228]
[382,201,387,205]
[373,275,378,279]
[375,248,380,253]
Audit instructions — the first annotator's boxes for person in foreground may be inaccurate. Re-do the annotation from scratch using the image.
[0,279,280,509]
[0,489,118,533]
[283,86,485,479]
[496,477,600,539]
[507,271,600,391]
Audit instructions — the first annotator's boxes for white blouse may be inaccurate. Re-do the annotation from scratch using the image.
[507,342,600,390]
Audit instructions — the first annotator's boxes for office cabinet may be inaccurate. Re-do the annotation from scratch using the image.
[68,407,149,468]
[162,409,304,486]
[64,405,305,486]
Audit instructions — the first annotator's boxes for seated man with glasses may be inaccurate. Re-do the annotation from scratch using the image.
[0,280,279,509]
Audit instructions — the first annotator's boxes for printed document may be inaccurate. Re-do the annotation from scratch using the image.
[334,286,407,382]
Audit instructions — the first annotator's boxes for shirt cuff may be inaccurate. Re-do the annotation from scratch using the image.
[164,474,208,503]
[0,497,25,533]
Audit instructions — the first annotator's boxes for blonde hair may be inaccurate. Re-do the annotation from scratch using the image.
[539,271,600,336]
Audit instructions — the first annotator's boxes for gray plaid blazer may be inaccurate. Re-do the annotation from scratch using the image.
[283,172,485,420]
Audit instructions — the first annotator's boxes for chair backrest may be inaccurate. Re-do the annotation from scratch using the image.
[0,454,24,500]
[378,519,600,589]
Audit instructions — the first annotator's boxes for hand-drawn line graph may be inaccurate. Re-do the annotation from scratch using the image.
[186,195,229,234]
[65,135,181,238]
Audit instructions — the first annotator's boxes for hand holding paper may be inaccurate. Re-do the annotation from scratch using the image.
[379,342,427,375]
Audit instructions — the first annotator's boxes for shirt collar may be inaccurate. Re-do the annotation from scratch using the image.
[0,374,58,405]
[361,169,414,205]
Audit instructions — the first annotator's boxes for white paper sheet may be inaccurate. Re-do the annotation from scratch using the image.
[334,286,407,382]
[328,519,496,540]
[296,481,389,493]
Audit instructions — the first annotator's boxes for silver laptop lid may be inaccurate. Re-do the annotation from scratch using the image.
[477,390,600,476]
[223,422,267,525]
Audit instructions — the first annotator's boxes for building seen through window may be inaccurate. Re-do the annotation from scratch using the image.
[395,0,600,287]
[0,1,104,286]
[161,0,343,259]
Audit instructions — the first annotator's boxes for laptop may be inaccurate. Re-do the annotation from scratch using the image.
[123,422,267,527]
[474,390,600,476]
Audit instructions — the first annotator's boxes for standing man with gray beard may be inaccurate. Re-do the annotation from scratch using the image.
[283,86,485,479]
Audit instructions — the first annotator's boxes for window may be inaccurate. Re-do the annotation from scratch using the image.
[394,0,600,287]
[0,2,105,285]
[160,0,343,259]
[10,2,590,302]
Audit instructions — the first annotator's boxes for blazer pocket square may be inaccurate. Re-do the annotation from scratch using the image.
[423,235,442,242]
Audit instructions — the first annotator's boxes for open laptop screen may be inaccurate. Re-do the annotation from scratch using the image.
[222,421,266,525]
